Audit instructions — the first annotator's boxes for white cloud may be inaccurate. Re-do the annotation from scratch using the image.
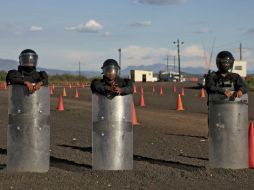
[1,23,43,35]
[65,19,103,33]
[182,45,212,68]
[103,31,111,36]
[13,31,23,36]
[120,45,209,68]
[29,26,43,32]
[193,27,210,34]
[55,45,215,71]
[61,46,175,70]
[133,0,186,5]
[129,21,152,27]
[0,22,24,35]
[120,45,175,66]
[63,50,109,70]
[183,45,204,57]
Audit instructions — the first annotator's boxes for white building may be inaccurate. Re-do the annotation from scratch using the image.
[232,60,247,77]
[130,70,157,82]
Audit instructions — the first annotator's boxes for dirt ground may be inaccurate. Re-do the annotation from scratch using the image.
[0,82,254,190]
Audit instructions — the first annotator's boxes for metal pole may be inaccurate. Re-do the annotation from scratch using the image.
[118,48,121,76]
[166,55,169,72]
[173,39,184,81]
[240,43,242,60]
[78,61,81,78]
[177,39,181,81]
[174,56,176,72]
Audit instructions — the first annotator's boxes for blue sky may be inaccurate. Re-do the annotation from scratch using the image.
[0,0,254,72]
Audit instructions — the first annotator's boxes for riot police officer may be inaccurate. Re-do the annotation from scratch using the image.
[6,49,50,172]
[205,50,249,169]
[6,49,48,93]
[90,59,133,98]
[91,59,133,170]
[205,51,247,97]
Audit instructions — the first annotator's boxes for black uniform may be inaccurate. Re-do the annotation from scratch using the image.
[91,76,133,99]
[6,66,48,86]
[205,71,247,95]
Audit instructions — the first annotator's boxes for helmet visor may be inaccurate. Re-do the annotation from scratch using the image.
[19,53,38,67]
[103,65,119,75]
[103,65,119,79]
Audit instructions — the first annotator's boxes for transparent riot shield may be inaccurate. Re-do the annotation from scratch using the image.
[7,85,50,172]
[208,93,248,169]
[92,94,133,170]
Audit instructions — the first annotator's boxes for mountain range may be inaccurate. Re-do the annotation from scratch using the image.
[0,58,100,77]
[1,58,253,78]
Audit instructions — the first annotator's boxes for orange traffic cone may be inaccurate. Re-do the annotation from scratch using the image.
[176,94,184,111]
[50,86,54,96]
[140,86,144,95]
[132,101,140,125]
[75,88,79,98]
[173,84,176,93]
[201,87,206,98]
[57,95,64,111]
[181,87,185,96]
[139,93,145,107]
[133,84,137,93]
[249,122,254,168]
[63,87,67,97]
[160,86,163,95]
[3,82,7,90]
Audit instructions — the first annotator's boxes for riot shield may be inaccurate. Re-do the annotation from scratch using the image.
[7,85,50,172]
[208,93,248,169]
[92,94,133,170]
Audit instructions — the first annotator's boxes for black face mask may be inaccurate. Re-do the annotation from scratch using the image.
[21,66,36,73]
[216,59,233,74]
[218,64,230,74]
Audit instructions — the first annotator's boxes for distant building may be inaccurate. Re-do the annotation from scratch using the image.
[159,71,179,82]
[130,70,157,82]
[232,60,247,77]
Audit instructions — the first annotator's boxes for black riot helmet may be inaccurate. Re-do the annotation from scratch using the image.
[19,49,38,67]
[216,51,234,74]
[101,59,120,80]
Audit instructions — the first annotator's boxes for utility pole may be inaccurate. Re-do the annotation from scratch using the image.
[166,55,169,72]
[173,56,176,72]
[118,48,121,76]
[173,39,184,81]
[78,61,81,78]
[240,43,242,60]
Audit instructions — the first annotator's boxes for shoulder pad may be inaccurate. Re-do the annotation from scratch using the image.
[7,69,18,74]
[40,70,48,76]
[91,78,100,84]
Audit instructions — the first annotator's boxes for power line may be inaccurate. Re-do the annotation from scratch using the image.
[214,35,254,49]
